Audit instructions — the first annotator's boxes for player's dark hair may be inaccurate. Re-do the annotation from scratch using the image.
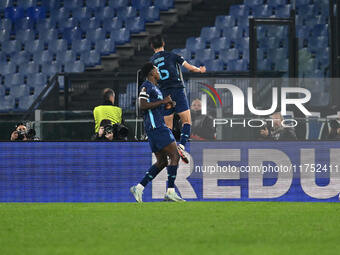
[103,88,115,101]
[150,34,164,49]
[140,62,154,80]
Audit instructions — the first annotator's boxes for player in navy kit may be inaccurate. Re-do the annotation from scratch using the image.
[149,35,206,164]
[130,62,185,202]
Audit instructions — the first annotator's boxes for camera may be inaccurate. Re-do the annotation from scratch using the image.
[103,123,129,140]
[16,129,27,141]
[330,119,339,130]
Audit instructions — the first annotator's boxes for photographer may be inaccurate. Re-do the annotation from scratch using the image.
[92,119,129,141]
[10,122,38,141]
[327,119,340,140]
[190,99,215,140]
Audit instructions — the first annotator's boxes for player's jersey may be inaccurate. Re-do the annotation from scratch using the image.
[139,80,167,132]
[150,51,185,89]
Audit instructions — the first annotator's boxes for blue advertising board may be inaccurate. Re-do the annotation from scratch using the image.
[0,142,339,202]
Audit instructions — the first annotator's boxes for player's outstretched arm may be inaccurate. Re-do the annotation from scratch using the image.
[183,61,206,73]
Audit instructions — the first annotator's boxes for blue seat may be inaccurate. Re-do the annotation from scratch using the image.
[132,0,152,9]
[80,17,100,30]
[223,27,244,40]
[2,40,21,54]
[5,73,24,86]
[49,39,67,53]
[64,0,83,9]
[41,0,61,9]
[96,38,115,55]
[1,61,16,75]
[0,95,15,111]
[64,60,84,73]
[27,73,47,86]
[110,28,129,45]
[51,7,70,21]
[41,61,61,76]
[296,0,310,5]
[254,5,274,16]
[274,5,291,17]
[296,4,313,16]
[5,7,25,21]
[267,25,288,37]
[86,0,103,9]
[311,24,328,37]
[0,0,12,10]
[154,0,174,11]
[18,95,35,110]
[10,84,29,98]
[126,17,145,33]
[200,27,220,42]
[267,37,280,48]
[80,50,101,66]
[275,58,289,71]
[268,48,288,61]
[36,18,57,30]
[103,17,123,31]
[71,38,91,53]
[235,17,250,28]
[229,5,250,16]
[205,59,224,72]
[59,17,78,29]
[194,49,215,63]
[26,39,45,53]
[95,6,115,19]
[27,7,46,20]
[33,50,53,63]
[244,0,263,7]
[56,50,75,63]
[0,29,10,42]
[219,48,239,62]
[12,51,30,65]
[0,85,5,96]
[108,0,128,9]
[17,0,36,8]
[227,59,248,71]
[308,36,328,50]
[74,7,94,20]
[86,28,106,43]
[257,48,267,60]
[16,29,35,42]
[267,0,287,7]
[215,16,236,30]
[0,18,12,30]
[211,37,231,52]
[117,6,137,20]
[185,37,205,51]
[240,49,249,60]
[258,59,273,71]
[296,26,311,38]
[236,37,249,49]
[63,27,83,43]
[20,61,40,75]
[14,17,35,30]
[38,28,58,42]
[140,6,159,22]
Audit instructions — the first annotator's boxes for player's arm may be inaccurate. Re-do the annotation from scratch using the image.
[183,61,206,73]
[139,88,172,111]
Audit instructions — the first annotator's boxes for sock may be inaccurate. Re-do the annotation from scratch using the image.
[140,164,162,187]
[180,123,191,147]
[167,187,175,193]
[167,165,178,188]
[136,183,144,191]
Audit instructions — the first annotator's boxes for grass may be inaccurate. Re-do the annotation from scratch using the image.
[0,202,339,255]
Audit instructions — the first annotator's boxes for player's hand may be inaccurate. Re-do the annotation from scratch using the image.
[163,95,172,104]
[199,66,206,73]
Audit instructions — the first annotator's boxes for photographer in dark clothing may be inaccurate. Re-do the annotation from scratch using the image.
[327,119,340,140]
[190,99,215,140]
[10,122,38,141]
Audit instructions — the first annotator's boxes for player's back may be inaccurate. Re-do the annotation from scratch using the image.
[150,51,185,90]
[139,80,166,132]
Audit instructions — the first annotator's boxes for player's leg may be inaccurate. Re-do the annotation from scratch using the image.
[130,152,168,203]
[164,113,174,130]
[177,109,192,147]
[160,141,185,202]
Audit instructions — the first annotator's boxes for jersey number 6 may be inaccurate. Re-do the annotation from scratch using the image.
[157,62,170,80]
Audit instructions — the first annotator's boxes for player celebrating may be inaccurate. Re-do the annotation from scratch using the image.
[149,35,206,164]
[130,62,185,203]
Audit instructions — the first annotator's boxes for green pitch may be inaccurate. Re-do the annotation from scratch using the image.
[0,202,339,255]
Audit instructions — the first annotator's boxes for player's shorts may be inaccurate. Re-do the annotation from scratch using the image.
[161,87,189,116]
[147,126,176,153]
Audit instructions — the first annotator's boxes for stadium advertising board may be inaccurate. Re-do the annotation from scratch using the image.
[0,142,339,202]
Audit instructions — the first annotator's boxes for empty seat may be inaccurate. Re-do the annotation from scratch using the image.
[96,38,115,55]
[0,95,15,111]
[244,0,263,6]
[80,50,101,66]
[154,0,174,11]
[38,28,58,42]
[103,17,123,31]
[87,28,106,43]
[205,59,224,72]
[308,36,328,50]
[215,16,236,30]
[64,60,84,73]
[110,28,129,45]
[275,58,289,71]
[223,27,245,40]
[219,48,239,62]
[194,49,215,63]
[236,37,249,49]
[80,17,100,30]
[185,37,205,51]
[0,0,12,10]
[27,7,46,20]
[200,27,220,42]
[41,61,61,76]
[74,7,94,20]
[253,5,274,16]
[12,51,30,65]
[14,17,35,30]
[71,38,91,53]
[33,50,53,63]
[16,29,35,42]
[18,95,35,110]
[229,5,250,16]
[274,5,291,17]
[20,61,40,75]
[5,7,25,21]
[59,17,78,29]
[0,18,12,30]
[211,37,231,52]
[126,17,145,33]
[172,48,190,60]
[117,6,137,20]
[2,40,21,54]
[26,39,45,53]
[4,73,24,86]
[49,39,67,53]
[140,6,160,22]
[56,50,75,63]
[267,25,287,37]
[108,0,128,9]
[10,84,29,98]
[132,0,152,9]
[0,85,5,96]
[17,0,36,8]
[296,4,313,16]
[36,18,57,30]
[227,59,248,71]
[95,6,115,19]
[267,0,288,7]
[311,24,328,37]
[27,73,47,86]
[63,26,83,43]
[41,0,61,9]
[0,29,10,42]
[64,0,83,9]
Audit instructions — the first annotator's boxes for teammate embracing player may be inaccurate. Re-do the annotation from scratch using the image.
[149,35,206,163]
[130,62,185,202]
